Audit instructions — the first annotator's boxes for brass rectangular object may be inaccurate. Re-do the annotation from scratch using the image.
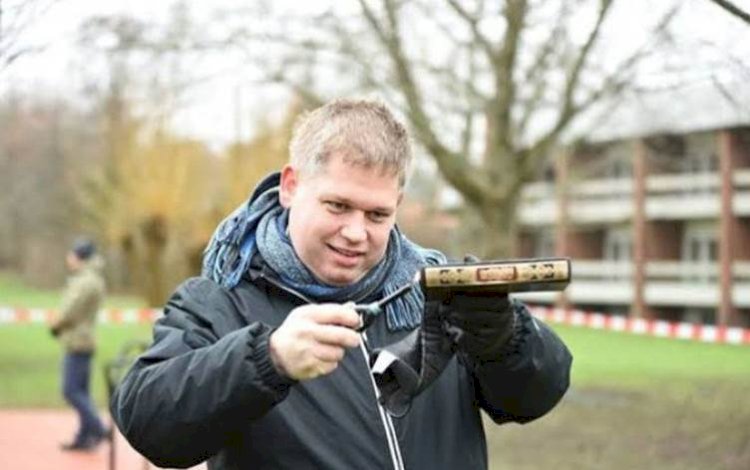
[421,258,571,294]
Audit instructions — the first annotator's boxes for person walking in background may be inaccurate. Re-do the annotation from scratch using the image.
[50,238,109,451]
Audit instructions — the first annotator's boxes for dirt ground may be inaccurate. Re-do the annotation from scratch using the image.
[0,409,205,470]
[485,383,750,470]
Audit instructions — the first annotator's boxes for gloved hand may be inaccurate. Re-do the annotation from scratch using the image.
[441,291,515,361]
[440,255,516,361]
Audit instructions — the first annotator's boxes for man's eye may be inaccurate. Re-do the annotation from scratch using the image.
[325,201,348,212]
[368,212,389,223]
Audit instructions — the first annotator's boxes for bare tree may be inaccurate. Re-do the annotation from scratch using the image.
[708,0,750,25]
[222,0,679,256]
[0,0,56,74]
[0,92,99,285]
[74,5,294,304]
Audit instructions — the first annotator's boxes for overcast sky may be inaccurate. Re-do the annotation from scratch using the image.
[3,0,750,149]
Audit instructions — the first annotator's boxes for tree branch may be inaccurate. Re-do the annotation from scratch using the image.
[490,0,528,155]
[325,14,398,93]
[708,0,750,25]
[413,0,470,50]
[460,45,479,158]
[525,33,658,173]
[520,0,681,181]
[558,0,613,130]
[516,0,573,138]
[446,0,497,60]
[358,0,489,206]
[0,0,57,72]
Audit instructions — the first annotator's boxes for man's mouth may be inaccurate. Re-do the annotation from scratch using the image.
[328,244,364,259]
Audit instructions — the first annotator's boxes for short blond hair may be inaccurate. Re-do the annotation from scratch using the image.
[289,98,412,188]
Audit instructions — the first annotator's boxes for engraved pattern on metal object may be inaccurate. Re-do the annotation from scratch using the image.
[423,259,570,288]
[476,266,516,282]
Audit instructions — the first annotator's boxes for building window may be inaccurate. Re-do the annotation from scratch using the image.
[603,229,631,280]
[677,134,718,195]
[683,153,717,174]
[534,230,555,258]
[681,229,717,283]
[606,158,632,179]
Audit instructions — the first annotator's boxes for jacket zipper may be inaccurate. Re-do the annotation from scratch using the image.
[256,272,405,470]
[360,333,405,470]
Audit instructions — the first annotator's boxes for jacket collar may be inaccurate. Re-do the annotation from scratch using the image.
[244,253,315,305]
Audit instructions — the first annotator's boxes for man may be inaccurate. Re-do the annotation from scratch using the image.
[51,238,109,451]
[111,99,572,469]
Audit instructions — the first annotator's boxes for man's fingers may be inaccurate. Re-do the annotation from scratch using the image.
[312,343,346,363]
[305,304,361,328]
[315,361,339,376]
[312,324,361,348]
[271,303,365,381]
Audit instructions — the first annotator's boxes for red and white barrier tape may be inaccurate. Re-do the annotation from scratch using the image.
[528,306,750,346]
[0,307,163,325]
[1,305,749,346]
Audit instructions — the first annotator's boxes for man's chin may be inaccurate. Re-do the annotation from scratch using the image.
[319,268,365,287]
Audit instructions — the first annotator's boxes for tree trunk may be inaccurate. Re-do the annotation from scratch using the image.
[477,197,519,260]
[120,234,141,295]
[140,215,168,307]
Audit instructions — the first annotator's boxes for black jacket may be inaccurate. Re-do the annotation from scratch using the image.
[111,268,572,469]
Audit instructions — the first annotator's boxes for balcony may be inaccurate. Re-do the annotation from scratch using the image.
[515,260,633,305]
[517,182,557,226]
[732,167,750,215]
[562,178,633,225]
[645,173,720,219]
[643,261,719,307]
[517,168,750,225]
[516,260,750,309]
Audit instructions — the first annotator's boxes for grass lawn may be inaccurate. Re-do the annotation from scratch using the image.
[0,270,150,407]
[0,324,153,408]
[559,325,750,388]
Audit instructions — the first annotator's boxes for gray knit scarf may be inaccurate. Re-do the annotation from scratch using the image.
[202,172,446,331]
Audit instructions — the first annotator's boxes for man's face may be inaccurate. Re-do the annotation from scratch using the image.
[279,155,401,286]
[66,252,82,272]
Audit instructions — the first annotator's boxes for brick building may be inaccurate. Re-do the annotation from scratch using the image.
[515,83,750,327]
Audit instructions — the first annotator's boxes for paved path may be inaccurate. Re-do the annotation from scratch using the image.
[0,409,205,470]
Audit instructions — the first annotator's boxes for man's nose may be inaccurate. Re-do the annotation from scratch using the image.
[340,214,367,243]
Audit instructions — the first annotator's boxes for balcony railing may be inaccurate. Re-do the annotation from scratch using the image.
[646,172,719,193]
[518,168,750,224]
[520,260,750,308]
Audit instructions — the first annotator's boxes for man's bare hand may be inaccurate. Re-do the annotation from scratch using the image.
[269,304,361,381]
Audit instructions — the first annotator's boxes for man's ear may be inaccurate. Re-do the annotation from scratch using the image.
[279,164,298,208]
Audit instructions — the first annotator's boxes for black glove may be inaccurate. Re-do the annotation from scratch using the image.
[439,254,516,361]
[441,291,516,361]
